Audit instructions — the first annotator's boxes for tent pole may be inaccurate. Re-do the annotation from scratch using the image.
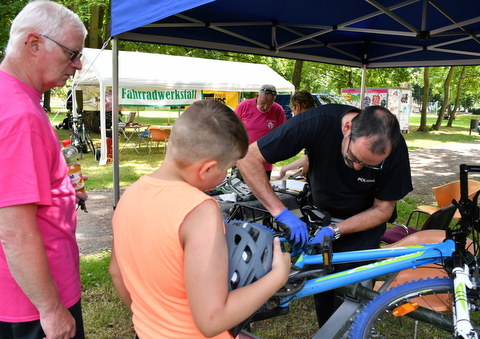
[112,37,120,209]
[360,64,366,109]
[99,87,107,166]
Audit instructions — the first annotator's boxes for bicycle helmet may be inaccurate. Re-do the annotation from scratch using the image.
[226,220,274,336]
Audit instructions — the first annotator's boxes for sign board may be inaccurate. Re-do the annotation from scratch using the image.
[119,87,202,107]
[341,87,412,133]
[203,91,239,109]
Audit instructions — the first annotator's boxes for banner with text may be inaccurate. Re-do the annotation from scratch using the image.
[203,91,239,109]
[119,87,202,107]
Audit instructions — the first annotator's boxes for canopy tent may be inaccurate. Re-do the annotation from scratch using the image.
[111,0,480,68]
[109,0,480,207]
[72,47,294,165]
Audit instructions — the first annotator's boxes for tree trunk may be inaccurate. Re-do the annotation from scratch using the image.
[448,66,466,127]
[418,67,429,132]
[433,67,455,131]
[347,69,354,88]
[86,6,105,49]
[43,90,51,112]
[292,60,303,90]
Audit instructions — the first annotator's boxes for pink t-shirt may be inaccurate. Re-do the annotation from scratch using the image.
[235,98,286,171]
[0,70,81,322]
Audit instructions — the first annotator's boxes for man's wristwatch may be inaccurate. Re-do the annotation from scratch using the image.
[330,224,341,240]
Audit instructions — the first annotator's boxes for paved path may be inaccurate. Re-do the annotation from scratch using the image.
[76,141,480,256]
[408,141,479,204]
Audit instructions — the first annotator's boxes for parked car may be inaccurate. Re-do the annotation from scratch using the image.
[275,93,349,119]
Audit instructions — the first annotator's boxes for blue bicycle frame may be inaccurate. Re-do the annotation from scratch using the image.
[279,239,456,304]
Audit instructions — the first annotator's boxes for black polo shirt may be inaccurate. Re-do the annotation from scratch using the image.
[258,104,413,251]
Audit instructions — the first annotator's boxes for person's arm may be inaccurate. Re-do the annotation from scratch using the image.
[237,142,286,216]
[0,204,76,339]
[109,242,132,310]
[308,199,396,246]
[275,155,309,179]
[237,142,309,248]
[181,200,291,338]
[332,199,396,236]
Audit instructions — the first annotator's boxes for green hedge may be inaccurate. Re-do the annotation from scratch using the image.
[471,108,480,115]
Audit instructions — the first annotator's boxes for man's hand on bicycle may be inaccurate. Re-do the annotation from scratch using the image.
[274,207,308,251]
[307,226,334,248]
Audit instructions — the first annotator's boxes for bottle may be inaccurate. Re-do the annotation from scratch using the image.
[61,140,85,193]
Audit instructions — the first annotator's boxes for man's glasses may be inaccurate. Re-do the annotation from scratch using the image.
[260,88,277,96]
[40,34,82,62]
[345,136,384,170]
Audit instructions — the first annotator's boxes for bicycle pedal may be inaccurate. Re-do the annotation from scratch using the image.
[249,305,290,322]
[322,236,334,272]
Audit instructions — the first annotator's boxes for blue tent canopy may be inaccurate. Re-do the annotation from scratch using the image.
[111,0,480,68]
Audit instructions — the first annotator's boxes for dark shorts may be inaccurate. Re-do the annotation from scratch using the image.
[0,300,84,339]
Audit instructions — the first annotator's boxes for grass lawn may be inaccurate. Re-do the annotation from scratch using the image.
[56,109,479,338]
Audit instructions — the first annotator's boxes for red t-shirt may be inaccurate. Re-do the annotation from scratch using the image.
[235,98,286,171]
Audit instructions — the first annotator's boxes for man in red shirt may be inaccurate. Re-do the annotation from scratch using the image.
[235,84,286,179]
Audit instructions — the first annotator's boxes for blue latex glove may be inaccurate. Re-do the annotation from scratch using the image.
[274,207,308,250]
[307,226,334,247]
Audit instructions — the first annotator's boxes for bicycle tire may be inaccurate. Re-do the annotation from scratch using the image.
[70,132,84,158]
[348,277,480,339]
[90,115,101,133]
[84,130,95,154]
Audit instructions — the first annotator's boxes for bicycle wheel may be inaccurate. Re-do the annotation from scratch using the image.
[70,132,84,158]
[349,277,479,338]
[90,115,101,133]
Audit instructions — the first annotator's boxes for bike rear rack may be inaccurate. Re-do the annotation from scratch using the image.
[227,203,277,229]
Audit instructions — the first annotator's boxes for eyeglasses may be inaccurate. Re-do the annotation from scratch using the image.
[345,136,384,170]
[260,88,277,96]
[40,34,82,62]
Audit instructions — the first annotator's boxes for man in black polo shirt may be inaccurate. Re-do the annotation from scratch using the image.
[237,104,412,327]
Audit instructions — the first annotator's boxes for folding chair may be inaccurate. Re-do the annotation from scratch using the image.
[145,126,169,155]
[408,180,480,227]
[381,204,457,244]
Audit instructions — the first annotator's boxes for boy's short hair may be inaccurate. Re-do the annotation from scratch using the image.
[168,100,249,168]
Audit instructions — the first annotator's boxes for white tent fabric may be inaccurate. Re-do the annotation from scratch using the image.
[72,48,294,165]
[76,48,295,91]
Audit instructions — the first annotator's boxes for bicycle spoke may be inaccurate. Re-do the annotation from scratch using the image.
[349,278,480,339]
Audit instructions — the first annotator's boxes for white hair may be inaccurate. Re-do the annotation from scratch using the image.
[5,0,87,57]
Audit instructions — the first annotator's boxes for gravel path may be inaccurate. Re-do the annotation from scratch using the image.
[407,141,479,204]
[76,141,480,256]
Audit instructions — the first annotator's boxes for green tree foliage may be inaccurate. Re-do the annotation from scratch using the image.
[459,66,480,110]
[2,1,479,115]
[0,0,29,59]
[365,68,413,88]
